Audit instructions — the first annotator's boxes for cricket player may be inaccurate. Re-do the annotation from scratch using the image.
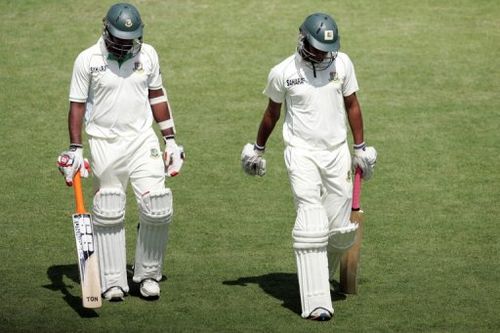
[241,13,377,320]
[57,3,184,301]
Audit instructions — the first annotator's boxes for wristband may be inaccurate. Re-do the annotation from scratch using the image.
[254,143,265,152]
[69,143,83,151]
[163,135,175,144]
[353,142,366,150]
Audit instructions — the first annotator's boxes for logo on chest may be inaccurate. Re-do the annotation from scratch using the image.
[286,77,306,87]
[133,62,144,73]
[90,65,108,73]
[329,71,339,82]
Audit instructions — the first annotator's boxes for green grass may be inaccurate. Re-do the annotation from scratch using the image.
[1,0,499,332]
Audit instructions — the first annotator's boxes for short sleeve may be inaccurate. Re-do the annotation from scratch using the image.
[341,54,359,97]
[69,52,90,102]
[263,66,285,103]
[146,46,163,90]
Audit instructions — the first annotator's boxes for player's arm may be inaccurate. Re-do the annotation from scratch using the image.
[68,102,86,145]
[57,102,88,186]
[256,98,282,148]
[149,88,183,177]
[241,99,281,177]
[149,88,175,138]
[345,92,377,180]
[344,93,364,146]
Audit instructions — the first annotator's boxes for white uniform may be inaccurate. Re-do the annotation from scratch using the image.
[69,37,172,294]
[265,52,358,150]
[264,52,359,318]
[70,37,162,139]
[69,36,166,201]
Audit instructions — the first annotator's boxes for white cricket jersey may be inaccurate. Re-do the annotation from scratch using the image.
[264,52,359,150]
[69,37,164,139]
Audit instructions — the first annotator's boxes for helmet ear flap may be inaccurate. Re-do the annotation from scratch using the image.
[102,18,109,39]
[102,16,108,34]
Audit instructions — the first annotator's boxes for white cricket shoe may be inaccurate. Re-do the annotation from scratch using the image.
[103,287,124,302]
[308,307,333,321]
[140,279,160,298]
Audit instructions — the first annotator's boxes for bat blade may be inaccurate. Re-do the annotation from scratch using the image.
[72,173,102,308]
[339,210,364,294]
[340,168,364,294]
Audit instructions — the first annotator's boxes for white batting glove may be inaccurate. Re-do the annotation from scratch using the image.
[352,142,377,181]
[241,143,266,177]
[57,145,90,186]
[163,137,184,177]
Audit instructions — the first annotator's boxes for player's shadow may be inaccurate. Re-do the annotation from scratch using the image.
[44,264,168,315]
[43,264,99,318]
[223,272,346,315]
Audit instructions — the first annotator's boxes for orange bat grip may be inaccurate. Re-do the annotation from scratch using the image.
[72,172,87,214]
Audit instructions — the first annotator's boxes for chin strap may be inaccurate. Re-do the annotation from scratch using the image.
[312,62,317,78]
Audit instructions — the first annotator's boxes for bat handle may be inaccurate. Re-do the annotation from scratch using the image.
[352,167,362,211]
[73,172,86,214]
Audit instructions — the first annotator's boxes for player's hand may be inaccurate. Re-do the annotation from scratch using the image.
[163,138,184,177]
[241,143,266,177]
[57,145,90,186]
[352,142,377,180]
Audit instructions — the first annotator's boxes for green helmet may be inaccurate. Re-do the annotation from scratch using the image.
[299,13,340,53]
[104,3,143,40]
[102,3,144,59]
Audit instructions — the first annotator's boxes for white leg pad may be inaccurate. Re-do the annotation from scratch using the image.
[92,188,128,293]
[327,223,358,280]
[133,188,173,283]
[293,205,334,318]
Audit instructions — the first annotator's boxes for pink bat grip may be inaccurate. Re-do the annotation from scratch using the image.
[352,167,362,211]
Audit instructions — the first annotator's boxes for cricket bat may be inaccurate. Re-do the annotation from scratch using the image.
[340,167,364,294]
[72,172,102,308]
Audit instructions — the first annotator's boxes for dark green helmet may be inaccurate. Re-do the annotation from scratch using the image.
[299,13,340,53]
[297,13,339,72]
[104,3,143,40]
[102,3,144,60]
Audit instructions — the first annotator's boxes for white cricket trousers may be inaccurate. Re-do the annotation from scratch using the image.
[285,142,353,318]
[89,127,165,197]
[284,142,353,229]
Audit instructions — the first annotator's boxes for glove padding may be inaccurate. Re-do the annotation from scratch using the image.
[352,144,377,180]
[241,143,266,176]
[57,147,90,186]
[164,138,184,177]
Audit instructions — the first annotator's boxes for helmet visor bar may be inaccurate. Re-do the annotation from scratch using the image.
[298,35,337,70]
[104,29,142,59]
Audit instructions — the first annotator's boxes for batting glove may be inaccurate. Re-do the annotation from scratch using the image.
[57,145,90,186]
[241,143,266,177]
[163,137,184,177]
[352,142,377,181]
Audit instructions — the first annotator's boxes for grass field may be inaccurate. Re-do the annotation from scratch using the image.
[1,0,499,332]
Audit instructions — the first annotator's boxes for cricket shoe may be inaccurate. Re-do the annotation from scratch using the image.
[308,307,333,321]
[103,287,125,302]
[140,279,160,299]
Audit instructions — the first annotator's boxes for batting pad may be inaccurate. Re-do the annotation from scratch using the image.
[92,188,128,293]
[133,188,173,283]
[327,223,358,280]
[292,205,334,318]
